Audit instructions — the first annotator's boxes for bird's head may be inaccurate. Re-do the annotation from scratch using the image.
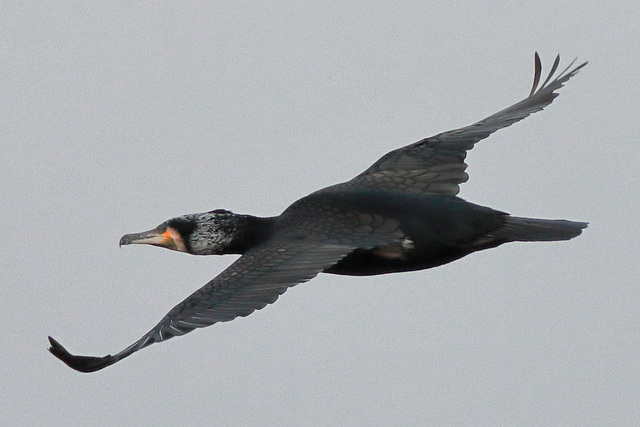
[119,209,242,255]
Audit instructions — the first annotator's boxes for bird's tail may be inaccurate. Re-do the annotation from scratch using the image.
[494,216,588,242]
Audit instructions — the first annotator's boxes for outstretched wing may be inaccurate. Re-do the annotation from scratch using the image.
[49,239,355,372]
[49,194,405,373]
[343,54,587,196]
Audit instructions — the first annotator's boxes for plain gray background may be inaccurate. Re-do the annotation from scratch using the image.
[3,2,639,426]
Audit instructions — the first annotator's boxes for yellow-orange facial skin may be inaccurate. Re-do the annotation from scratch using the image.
[119,226,188,253]
[161,227,188,252]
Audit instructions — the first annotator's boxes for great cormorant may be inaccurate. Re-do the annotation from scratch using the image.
[49,54,588,372]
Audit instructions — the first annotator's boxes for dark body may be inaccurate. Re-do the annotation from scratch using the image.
[48,54,588,373]
[281,189,506,276]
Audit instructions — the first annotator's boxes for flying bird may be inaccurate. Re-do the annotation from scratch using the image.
[49,54,587,372]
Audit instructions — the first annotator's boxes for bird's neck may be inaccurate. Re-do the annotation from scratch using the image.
[223,214,276,254]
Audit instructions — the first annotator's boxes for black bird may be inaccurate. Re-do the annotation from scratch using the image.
[49,54,587,372]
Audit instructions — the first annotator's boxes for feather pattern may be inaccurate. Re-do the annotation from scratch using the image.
[48,54,587,373]
[344,53,587,196]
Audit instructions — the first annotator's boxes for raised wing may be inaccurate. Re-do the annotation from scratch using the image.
[344,53,587,196]
[48,239,355,372]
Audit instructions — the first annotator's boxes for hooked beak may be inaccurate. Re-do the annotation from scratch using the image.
[119,226,186,252]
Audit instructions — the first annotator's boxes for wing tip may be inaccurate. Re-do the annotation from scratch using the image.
[48,336,117,373]
[530,52,588,97]
[529,52,543,96]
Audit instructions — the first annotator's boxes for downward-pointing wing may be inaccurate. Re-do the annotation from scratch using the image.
[49,239,356,372]
[50,195,405,373]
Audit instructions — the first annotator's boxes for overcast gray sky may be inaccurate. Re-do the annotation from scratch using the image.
[3,2,639,426]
